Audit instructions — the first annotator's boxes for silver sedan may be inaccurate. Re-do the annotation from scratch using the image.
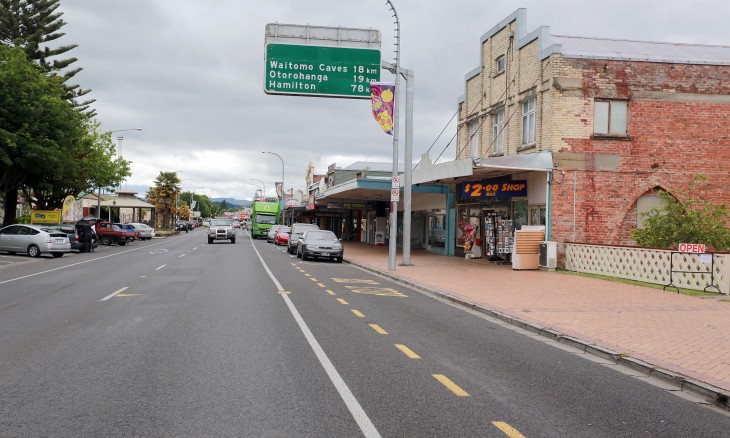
[0,224,71,258]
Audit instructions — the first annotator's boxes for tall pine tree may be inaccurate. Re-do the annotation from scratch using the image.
[0,0,95,116]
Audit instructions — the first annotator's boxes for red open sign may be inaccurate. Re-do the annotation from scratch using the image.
[678,243,706,253]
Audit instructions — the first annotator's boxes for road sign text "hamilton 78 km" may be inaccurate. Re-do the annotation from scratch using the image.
[265,44,381,99]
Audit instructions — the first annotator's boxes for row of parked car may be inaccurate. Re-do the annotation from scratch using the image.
[264,223,344,263]
[0,220,156,258]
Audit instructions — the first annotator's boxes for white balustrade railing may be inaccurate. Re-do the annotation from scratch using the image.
[565,243,729,295]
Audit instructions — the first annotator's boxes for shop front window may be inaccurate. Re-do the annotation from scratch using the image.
[512,199,528,230]
[457,204,479,247]
[529,206,546,226]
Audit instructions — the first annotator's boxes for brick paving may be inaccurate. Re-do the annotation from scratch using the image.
[342,242,730,392]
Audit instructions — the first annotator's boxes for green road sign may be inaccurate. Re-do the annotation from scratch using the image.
[265,44,381,99]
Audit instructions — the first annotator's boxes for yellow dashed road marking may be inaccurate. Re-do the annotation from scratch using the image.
[326,290,336,295]
[304,274,311,277]
[345,286,408,297]
[278,291,292,294]
[351,309,366,318]
[395,344,421,359]
[432,374,470,397]
[310,277,318,282]
[317,283,326,288]
[492,421,526,438]
[369,324,388,334]
[332,278,379,284]
[336,298,349,305]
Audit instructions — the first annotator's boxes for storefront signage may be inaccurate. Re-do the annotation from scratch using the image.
[30,210,61,224]
[264,44,381,98]
[460,179,527,200]
[326,202,369,209]
[678,243,706,253]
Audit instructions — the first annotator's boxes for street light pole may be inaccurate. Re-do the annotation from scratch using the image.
[96,128,142,218]
[251,178,266,200]
[262,151,284,223]
[385,0,401,271]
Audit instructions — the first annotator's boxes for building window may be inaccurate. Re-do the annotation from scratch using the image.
[521,97,536,146]
[636,194,664,229]
[492,109,505,155]
[467,119,480,158]
[529,206,546,226]
[594,100,628,135]
[495,55,505,74]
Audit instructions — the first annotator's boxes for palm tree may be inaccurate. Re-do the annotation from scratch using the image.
[146,171,180,228]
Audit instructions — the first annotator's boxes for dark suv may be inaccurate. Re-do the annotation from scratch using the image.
[286,223,319,254]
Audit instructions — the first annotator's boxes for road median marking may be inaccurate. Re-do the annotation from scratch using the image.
[337,298,349,305]
[492,421,526,438]
[155,264,166,270]
[395,344,421,359]
[432,374,470,397]
[345,286,408,297]
[326,289,336,295]
[369,324,388,335]
[332,278,379,284]
[100,287,128,302]
[317,283,326,288]
[249,237,382,438]
[351,309,366,318]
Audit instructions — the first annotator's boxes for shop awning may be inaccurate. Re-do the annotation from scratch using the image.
[413,151,553,185]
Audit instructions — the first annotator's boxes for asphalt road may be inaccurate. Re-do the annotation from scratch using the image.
[1,229,728,437]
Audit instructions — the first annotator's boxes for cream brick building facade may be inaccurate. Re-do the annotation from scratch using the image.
[453,8,730,253]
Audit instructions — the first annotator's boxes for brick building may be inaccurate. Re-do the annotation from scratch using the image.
[454,8,730,251]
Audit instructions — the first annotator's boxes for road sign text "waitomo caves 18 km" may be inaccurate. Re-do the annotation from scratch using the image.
[265,44,381,99]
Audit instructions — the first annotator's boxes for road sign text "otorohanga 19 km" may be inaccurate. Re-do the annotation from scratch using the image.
[265,44,381,99]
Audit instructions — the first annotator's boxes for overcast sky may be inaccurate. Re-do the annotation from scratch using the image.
[56,0,728,200]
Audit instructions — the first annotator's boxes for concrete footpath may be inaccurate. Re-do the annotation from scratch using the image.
[342,241,730,408]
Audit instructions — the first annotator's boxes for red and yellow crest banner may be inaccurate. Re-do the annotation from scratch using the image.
[370,82,395,135]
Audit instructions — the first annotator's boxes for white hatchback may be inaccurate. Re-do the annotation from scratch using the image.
[0,224,71,258]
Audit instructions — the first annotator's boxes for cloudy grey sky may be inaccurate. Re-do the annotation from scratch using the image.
[56,0,727,200]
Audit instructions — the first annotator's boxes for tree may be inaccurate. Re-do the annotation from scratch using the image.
[0,0,95,115]
[219,199,228,211]
[26,120,130,210]
[631,175,730,251]
[0,44,84,226]
[181,191,216,218]
[146,172,180,228]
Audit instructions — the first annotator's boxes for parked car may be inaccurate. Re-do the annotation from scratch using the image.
[116,223,139,241]
[266,225,284,243]
[287,223,320,254]
[45,224,98,253]
[296,230,343,263]
[97,221,136,246]
[176,220,190,233]
[207,218,235,244]
[274,226,290,246]
[127,223,155,240]
[0,224,70,258]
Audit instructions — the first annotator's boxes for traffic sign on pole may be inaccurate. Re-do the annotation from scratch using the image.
[391,188,400,202]
[265,44,381,99]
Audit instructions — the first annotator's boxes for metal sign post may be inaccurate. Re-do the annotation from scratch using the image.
[385,0,400,271]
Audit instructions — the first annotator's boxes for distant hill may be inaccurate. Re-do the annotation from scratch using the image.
[211,198,251,209]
